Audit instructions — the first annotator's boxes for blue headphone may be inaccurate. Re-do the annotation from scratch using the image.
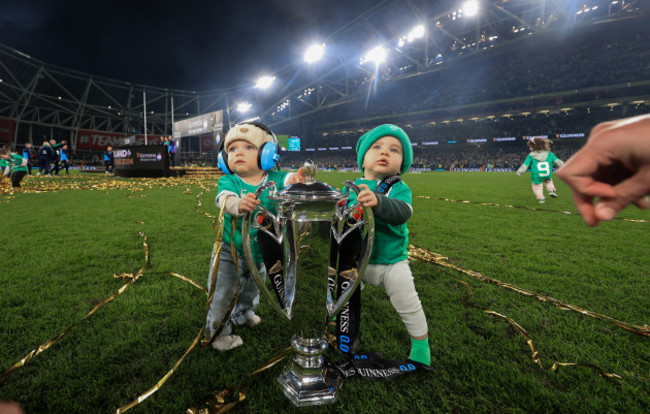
[218,121,280,175]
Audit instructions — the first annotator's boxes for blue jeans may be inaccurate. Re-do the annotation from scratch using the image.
[205,245,266,338]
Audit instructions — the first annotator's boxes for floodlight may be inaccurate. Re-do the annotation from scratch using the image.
[237,102,252,113]
[407,25,425,42]
[255,75,275,89]
[463,0,480,17]
[304,43,325,63]
[364,46,387,65]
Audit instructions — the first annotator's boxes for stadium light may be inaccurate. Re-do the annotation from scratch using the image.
[407,25,425,43]
[304,43,325,63]
[255,75,275,90]
[236,102,252,113]
[363,46,387,65]
[463,0,480,17]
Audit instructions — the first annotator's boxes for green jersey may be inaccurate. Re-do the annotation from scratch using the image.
[347,178,412,265]
[9,153,27,173]
[0,158,8,169]
[217,170,289,263]
[518,151,563,184]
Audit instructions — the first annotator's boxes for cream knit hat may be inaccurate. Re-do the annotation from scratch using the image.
[223,122,275,151]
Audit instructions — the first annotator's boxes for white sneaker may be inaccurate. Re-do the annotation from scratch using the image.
[212,334,243,351]
[548,191,558,198]
[245,314,261,327]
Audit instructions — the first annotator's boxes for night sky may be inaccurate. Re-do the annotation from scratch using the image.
[0,0,379,91]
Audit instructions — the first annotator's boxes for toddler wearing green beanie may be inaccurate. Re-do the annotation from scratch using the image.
[346,124,431,366]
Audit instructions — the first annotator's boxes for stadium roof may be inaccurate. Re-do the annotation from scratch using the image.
[0,0,647,147]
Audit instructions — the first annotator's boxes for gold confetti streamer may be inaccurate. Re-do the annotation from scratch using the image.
[186,389,246,414]
[408,245,650,337]
[201,213,241,347]
[0,174,220,196]
[409,244,633,379]
[116,327,206,413]
[0,232,149,384]
[248,347,293,376]
[117,208,237,412]
[1,175,230,412]
[186,347,292,414]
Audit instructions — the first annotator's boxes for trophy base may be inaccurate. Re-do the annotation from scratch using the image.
[277,335,337,407]
[278,368,337,407]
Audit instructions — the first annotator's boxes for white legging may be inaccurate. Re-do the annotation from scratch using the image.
[362,260,428,338]
[532,179,556,199]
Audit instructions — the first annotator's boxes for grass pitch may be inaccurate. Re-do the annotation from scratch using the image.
[1,171,648,413]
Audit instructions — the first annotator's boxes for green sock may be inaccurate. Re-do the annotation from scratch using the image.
[409,338,431,366]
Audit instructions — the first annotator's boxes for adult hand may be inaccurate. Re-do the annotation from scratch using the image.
[238,192,260,214]
[286,167,306,185]
[357,184,378,208]
[557,114,650,226]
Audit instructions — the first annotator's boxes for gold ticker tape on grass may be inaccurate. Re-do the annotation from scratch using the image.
[0,174,220,198]
[407,245,650,338]
[117,208,235,413]
[408,244,647,379]
[186,347,293,414]
[0,231,149,385]
[414,195,649,223]
[1,180,264,412]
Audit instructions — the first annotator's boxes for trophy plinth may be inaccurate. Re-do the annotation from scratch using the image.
[242,161,374,406]
[277,335,334,406]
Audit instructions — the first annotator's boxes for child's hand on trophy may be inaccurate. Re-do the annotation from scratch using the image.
[357,184,378,209]
[238,192,260,214]
[287,167,306,185]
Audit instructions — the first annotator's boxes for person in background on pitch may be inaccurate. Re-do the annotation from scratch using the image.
[165,136,176,167]
[558,114,650,226]
[0,146,28,188]
[1,153,10,180]
[346,124,431,367]
[516,137,564,204]
[22,142,34,175]
[206,122,304,351]
[37,140,53,176]
[60,143,71,175]
[49,139,62,176]
[104,146,114,174]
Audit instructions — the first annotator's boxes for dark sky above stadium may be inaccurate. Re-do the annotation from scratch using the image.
[0,0,380,91]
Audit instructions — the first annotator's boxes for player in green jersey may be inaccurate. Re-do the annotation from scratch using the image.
[516,137,565,203]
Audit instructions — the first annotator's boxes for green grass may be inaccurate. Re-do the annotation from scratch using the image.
[1,171,649,413]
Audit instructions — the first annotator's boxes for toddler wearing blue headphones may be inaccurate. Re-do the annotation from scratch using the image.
[206,122,303,351]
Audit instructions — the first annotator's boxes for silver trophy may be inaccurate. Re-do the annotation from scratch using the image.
[242,161,374,406]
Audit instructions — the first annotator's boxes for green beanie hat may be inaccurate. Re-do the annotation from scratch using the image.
[356,124,413,175]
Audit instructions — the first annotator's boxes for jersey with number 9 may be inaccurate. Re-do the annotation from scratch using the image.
[526,153,560,184]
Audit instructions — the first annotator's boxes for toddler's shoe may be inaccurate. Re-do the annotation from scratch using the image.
[212,334,243,351]
[245,314,262,327]
[548,191,558,198]
[538,198,545,204]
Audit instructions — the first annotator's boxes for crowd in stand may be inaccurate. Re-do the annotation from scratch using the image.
[320,16,650,122]
[277,136,585,172]
[273,102,644,172]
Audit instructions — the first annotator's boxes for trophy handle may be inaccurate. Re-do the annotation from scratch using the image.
[327,182,375,317]
[241,182,290,318]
